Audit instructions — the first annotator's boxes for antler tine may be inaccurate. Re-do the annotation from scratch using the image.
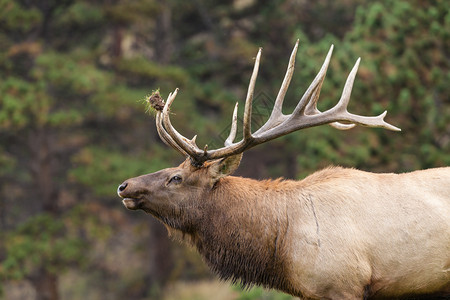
[292,44,334,118]
[323,57,359,130]
[153,91,189,156]
[333,57,361,114]
[161,89,205,160]
[325,57,401,131]
[155,110,189,157]
[256,40,298,134]
[301,46,356,130]
[303,46,333,116]
[243,48,262,140]
[225,102,239,146]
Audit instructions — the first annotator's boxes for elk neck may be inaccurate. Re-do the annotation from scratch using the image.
[192,176,300,292]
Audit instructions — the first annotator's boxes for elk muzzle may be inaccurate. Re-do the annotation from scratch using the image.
[117,180,143,210]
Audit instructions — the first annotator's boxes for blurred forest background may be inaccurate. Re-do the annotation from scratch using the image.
[0,0,448,299]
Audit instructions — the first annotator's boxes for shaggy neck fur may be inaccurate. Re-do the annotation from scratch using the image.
[191,176,301,293]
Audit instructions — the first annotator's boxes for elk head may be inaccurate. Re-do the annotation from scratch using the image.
[117,40,400,224]
[117,154,242,231]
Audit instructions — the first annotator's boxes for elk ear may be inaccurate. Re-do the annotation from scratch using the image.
[209,154,242,180]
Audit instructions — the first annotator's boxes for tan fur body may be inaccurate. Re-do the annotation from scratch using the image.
[119,161,450,300]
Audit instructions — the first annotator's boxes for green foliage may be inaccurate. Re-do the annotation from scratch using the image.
[345,0,450,170]
[0,148,15,176]
[70,146,170,197]
[0,0,42,34]
[104,0,159,25]
[0,77,50,129]
[35,52,110,97]
[115,56,189,87]
[90,84,148,117]
[54,2,104,27]
[0,49,116,131]
[0,214,86,281]
[0,206,111,296]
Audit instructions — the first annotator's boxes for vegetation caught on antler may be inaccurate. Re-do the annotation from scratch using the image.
[146,89,165,113]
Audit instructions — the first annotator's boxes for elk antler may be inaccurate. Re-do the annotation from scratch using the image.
[153,40,401,167]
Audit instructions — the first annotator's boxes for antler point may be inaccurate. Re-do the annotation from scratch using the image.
[326,45,334,57]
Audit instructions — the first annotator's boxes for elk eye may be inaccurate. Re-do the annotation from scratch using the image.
[169,175,182,184]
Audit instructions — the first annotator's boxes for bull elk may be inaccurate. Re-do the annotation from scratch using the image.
[117,41,450,299]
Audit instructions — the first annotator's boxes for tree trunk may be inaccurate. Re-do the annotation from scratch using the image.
[29,270,59,300]
[154,0,173,64]
[28,128,60,300]
[285,152,297,179]
[29,128,59,214]
[112,26,123,58]
[148,220,173,284]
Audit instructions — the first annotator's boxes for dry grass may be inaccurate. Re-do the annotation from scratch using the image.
[162,279,239,300]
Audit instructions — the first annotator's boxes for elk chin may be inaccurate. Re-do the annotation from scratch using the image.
[122,198,143,210]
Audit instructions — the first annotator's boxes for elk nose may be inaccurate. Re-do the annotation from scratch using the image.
[117,182,128,196]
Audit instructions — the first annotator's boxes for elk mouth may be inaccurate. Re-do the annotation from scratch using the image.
[122,198,143,210]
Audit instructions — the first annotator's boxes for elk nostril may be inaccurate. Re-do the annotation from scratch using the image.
[118,182,128,193]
